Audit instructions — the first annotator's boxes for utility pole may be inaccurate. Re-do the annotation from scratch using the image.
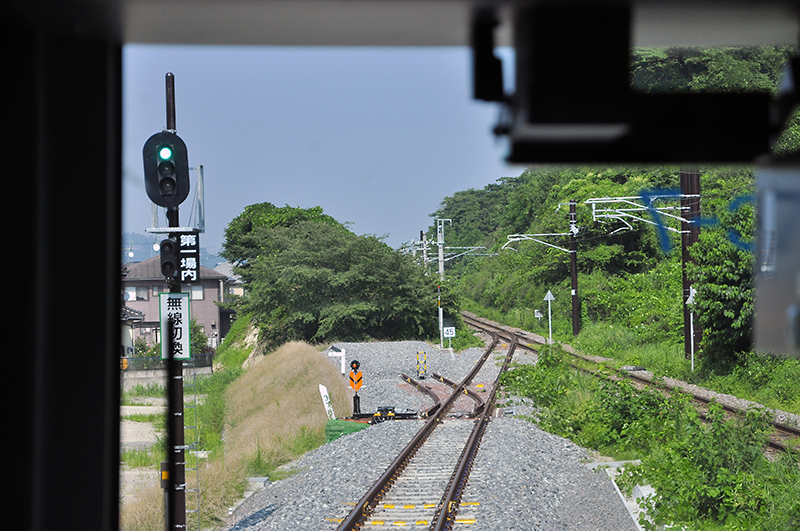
[421,231,428,267]
[569,200,580,336]
[437,219,450,282]
[503,204,580,336]
[437,219,450,348]
[680,168,701,360]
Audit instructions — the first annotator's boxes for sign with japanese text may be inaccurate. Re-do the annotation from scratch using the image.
[159,292,191,360]
[179,232,200,282]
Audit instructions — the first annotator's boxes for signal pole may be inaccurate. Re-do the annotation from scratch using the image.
[165,72,187,531]
[143,72,190,531]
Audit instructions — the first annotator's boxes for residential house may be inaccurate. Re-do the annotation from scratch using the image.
[212,261,244,338]
[122,256,232,349]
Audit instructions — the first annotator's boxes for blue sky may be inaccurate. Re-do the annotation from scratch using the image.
[123,45,524,253]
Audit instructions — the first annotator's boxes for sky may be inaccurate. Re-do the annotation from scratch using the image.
[122,45,525,255]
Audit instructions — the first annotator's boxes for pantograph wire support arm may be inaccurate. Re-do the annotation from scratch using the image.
[585,194,701,235]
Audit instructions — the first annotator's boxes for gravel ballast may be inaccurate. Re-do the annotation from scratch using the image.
[223,340,638,531]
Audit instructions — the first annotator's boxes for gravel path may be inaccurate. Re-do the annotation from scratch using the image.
[222,340,637,531]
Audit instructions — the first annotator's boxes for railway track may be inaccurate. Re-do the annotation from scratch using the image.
[462,311,800,455]
[335,335,516,530]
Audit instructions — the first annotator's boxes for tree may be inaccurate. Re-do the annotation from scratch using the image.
[232,219,448,349]
[221,202,341,283]
[190,318,211,356]
[687,169,756,370]
[631,46,800,156]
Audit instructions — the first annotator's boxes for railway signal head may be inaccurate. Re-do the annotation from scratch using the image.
[350,360,360,371]
[143,131,190,207]
[159,237,179,280]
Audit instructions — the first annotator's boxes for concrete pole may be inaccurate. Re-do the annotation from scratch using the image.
[680,168,702,360]
[569,200,580,336]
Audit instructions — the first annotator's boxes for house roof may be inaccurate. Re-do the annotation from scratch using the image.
[123,256,228,282]
[121,304,145,322]
[212,261,243,284]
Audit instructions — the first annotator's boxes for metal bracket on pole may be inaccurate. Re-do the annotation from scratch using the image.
[502,233,571,253]
[585,194,699,235]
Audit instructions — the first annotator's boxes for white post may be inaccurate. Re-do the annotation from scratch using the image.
[687,286,697,372]
[439,303,444,348]
[544,291,555,350]
[690,312,695,372]
[436,219,451,348]
[328,348,346,374]
[318,384,335,420]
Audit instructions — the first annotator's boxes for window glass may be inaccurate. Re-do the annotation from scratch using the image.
[135,286,148,301]
[191,285,203,300]
[124,286,136,302]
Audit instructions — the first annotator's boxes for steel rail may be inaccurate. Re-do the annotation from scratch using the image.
[462,311,800,455]
[433,342,518,531]
[431,372,485,416]
[335,335,500,531]
[401,373,442,418]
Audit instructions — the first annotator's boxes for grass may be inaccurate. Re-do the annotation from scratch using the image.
[223,341,353,473]
[213,313,256,369]
[502,347,800,530]
[573,320,800,415]
[121,445,165,469]
[120,484,164,531]
[121,336,355,531]
[121,383,166,404]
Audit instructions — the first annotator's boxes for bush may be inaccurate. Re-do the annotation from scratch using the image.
[618,403,800,530]
[501,344,800,530]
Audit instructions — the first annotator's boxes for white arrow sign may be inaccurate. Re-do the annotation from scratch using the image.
[544,291,555,346]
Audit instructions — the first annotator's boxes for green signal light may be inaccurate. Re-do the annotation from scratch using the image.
[158,146,173,160]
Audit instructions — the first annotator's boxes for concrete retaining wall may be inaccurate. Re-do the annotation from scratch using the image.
[121,366,213,390]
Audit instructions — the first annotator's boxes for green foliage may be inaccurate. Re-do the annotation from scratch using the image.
[121,383,166,404]
[687,169,756,370]
[618,403,800,530]
[447,324,485,351]
[213,313,254,369]
[702,352,800,414]
[221,202,341,283]
[239,220,445,349]
[190,318,211,356]
[502,351,800,530]
[120,444,165,469]
[631,47,790,95]
[245,426,326,478]
[195,368,243,455]
[580,261,683,344]
[325,419,370,443]
[133,337,159,358]
[501,346,672,455]
[221,202,451,349]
